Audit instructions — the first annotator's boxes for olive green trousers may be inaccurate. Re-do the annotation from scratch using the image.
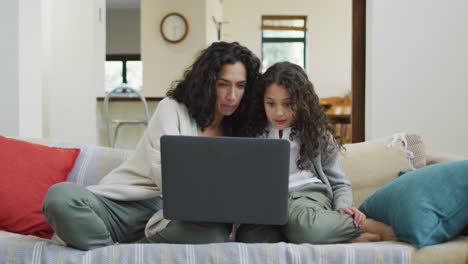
[42,182,162,250]
[139,183,361,244]
[237,183,362,244]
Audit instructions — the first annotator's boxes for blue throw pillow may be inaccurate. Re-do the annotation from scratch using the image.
[359,160,468,248]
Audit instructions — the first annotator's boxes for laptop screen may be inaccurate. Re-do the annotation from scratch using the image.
[160,135,290,225]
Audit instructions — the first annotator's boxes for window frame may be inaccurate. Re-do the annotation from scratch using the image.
[106,54,141,87]
[261,15,307,70]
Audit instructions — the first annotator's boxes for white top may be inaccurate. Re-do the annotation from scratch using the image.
[87,97,195,201]
[265,125,322,192]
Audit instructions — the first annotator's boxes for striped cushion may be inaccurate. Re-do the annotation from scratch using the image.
[52,143,132,186]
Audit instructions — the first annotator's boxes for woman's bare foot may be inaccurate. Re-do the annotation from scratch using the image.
[350,232,381,243]
[362,219,397,241]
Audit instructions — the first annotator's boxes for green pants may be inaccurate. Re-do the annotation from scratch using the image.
[139,221,232,244]
[42,182,162,250]
[236,183,362,244]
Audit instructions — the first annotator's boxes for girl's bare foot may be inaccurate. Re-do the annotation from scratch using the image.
[350,232,381,243]
[362,219,397,241]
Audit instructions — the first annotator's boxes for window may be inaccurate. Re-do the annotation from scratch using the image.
[261,16,307,71]
[105,54,142,93]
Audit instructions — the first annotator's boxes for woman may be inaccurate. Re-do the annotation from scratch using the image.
[42,41,261,249]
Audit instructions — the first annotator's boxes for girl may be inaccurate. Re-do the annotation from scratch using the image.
[238,61,395,244]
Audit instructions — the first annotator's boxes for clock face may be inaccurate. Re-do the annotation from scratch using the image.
[160,13,188,43]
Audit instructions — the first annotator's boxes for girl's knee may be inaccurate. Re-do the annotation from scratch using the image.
[286,208,360,244]
[285,208,329,244]
[286,221,332,244]
[286,227,330,244]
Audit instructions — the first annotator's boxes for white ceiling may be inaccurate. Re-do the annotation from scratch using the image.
[106,0,140,9]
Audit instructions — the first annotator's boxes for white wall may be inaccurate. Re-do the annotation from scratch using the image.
[140,0,350,97]
[223,0,352,98]
[366,0,468,155]
[115,0,218,148]
[141,0,207,97]
[205,0,223,44]
[107,8,140,54]
[42,0,104,144]
[19,0,43,138]
[0,0,43,138]
[1,0,104,144]
[0,0,19,136]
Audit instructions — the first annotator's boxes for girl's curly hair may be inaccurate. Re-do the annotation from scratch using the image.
[245,61,338,169]
[166,42,261,136]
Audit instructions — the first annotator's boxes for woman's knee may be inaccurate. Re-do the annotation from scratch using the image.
[236,224,283,243]
[236,225,258,243]
[204,225,231,243]
[151,221,231,244]
[42,182,82,219]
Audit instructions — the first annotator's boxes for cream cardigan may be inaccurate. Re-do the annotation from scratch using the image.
[87,97,195,201]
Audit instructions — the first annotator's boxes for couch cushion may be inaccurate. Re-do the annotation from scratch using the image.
[409,236,468,264]
[359,160,468,248]
[340,135,412,207]
[0,136,80,239]
[17,139,133,187]
[53,143,132,187]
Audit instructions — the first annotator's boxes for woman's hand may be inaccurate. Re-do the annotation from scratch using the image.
[340,207,366,228]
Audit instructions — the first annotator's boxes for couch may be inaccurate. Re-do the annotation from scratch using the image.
[0,134,466,264]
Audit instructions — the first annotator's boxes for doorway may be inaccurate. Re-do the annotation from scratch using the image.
[351,0,366,143]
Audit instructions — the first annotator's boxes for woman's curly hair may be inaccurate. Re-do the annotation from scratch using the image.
[246,61,338,169]
[166,41,260,136]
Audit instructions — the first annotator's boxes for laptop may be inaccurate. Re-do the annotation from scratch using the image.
[160,135,290,225]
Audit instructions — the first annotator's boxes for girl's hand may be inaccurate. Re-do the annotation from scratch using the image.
[340,207,366,228]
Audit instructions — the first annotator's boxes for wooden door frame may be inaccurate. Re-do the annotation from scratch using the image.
[351,0,366,142]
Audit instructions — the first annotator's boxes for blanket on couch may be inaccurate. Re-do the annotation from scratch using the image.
[0,231,410,264]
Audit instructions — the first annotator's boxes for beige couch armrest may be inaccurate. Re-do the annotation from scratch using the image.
[426,152,467,165]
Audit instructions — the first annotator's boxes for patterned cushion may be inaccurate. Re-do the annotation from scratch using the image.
[406,134,426,168]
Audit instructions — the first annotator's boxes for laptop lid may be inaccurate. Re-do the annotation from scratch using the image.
[161,135,290,225]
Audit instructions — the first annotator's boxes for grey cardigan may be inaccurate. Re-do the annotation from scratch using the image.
[311,144,354,210]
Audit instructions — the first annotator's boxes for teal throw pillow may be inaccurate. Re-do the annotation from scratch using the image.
[359,160,468,248]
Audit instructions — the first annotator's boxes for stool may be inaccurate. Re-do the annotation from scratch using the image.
[103,87,150,148]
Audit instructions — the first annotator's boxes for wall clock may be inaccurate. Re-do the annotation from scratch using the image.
[160,12,189,43]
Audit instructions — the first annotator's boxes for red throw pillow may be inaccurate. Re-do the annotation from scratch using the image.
[0,136,80,239]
